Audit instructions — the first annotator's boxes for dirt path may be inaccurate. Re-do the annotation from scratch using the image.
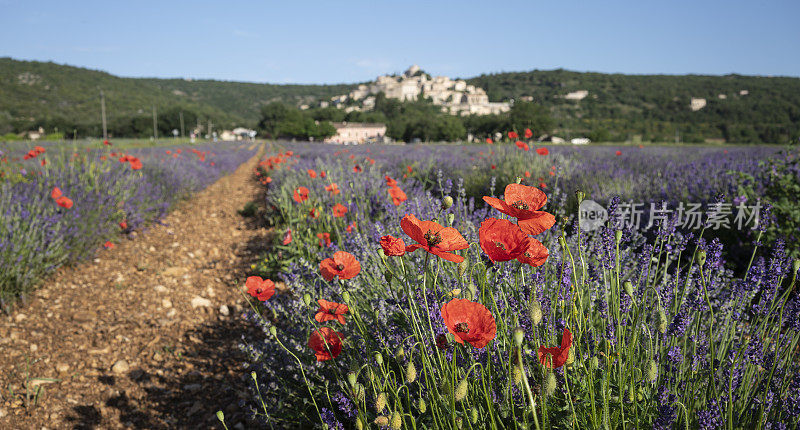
[0,149,270,429]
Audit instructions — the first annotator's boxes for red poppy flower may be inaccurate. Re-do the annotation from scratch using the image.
[615,150,622,156]
[119,220,128,230]
[293,186,309,203]
[440,299,497,348]
[51,187,62,200]
[34,146,45,154]
[536,147,549,156]
[388,186,407,206]
[380,235,406,256]
[537,328,572,368]
[317,232,331,247]
[515,141,529,151]
[483,184,555,235]
[524,128,533,139]
[346,222,356,233]
[524,171,531,178]
[282,229,292,245]
[638,145,644,149]
[130,159,143,170]
[245,276,275,301]
[401,214,468,263]
[319,251,361,281]
[309,207,320,219]
[491,164,496,170]
[104,241,114,249]
[56,196,73,209]
[385,175,398,187]
[508,131,518,139]
[325,183,340,195]
[478,218,529,262]
[264,177,273,184]
[517,237,549,267]
[41,159,47,166]
[315,299,349,325]
[406,165,413,173]
[485,138,493,144]
[332,203,348,217]
[353,164,362,173]
[320,171,326,178]
[307,169,317,178]
[103,140,111,146]
[308,327,343,361]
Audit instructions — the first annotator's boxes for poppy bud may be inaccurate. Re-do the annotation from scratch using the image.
[353,382,366,402]
[646,359,658,382]
[347,371,357,388]
[390,411,402,429]
[384,269,392,283]
[378,248,386,258]
[302,293,312,307]
[530,302,543,326]
[697,249,707,266]
[447,213,455,225]
[615,230,623,244]
[405,361,417,383]
[216,410,225,423]
[356,417,365,430]
[269,326,277,337]
[456,417,463,429]
[417,398,427,413]
[515,176,522,184]
[511,365,522,385]
[471,407,479,424]
[375,352,384,366]
[544,372,557,397]
[395,346,405,360]
[576,190,585,202]
[513,327,525,347]
[375,392,387,412]
[374,416,389,427]
[455,377,469,402]
[342,291,351,303]
[457,260,468,278]
[623,280,634,298]
[793,259,799,275]
[658,308,668,334]
[442,196,454,209]
[250,371,257,381]
[467,283,478,300]
[558,235,567,247]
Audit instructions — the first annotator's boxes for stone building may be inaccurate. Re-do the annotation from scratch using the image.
[324,122,387,144]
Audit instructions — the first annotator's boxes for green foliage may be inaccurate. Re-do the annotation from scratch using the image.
[734,151,800,257]
[468,69,800,143]
[257,102,337,140]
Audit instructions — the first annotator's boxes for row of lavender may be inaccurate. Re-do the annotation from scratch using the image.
[0,141,256,307]
[236,144,800,429]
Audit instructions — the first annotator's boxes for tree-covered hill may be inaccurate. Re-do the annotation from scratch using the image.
[467,69,800,143]
[0,58,356,138]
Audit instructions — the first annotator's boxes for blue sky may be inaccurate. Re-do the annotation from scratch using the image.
[1,0,798,84]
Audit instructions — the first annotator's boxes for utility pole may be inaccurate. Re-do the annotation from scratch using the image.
[179,111,185,138]
[100,90,108,141]
[152,105,158,140]
[207,118,212,140]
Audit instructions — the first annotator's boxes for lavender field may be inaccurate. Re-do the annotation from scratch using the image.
[238,142,800,429]
[0,140,257,307]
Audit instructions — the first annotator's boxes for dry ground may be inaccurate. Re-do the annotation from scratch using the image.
[0,149,272,429]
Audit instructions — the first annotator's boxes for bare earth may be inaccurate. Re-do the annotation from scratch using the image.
[0,150,270,429]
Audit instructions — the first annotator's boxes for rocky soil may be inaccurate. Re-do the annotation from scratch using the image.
[0,149,272,429]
